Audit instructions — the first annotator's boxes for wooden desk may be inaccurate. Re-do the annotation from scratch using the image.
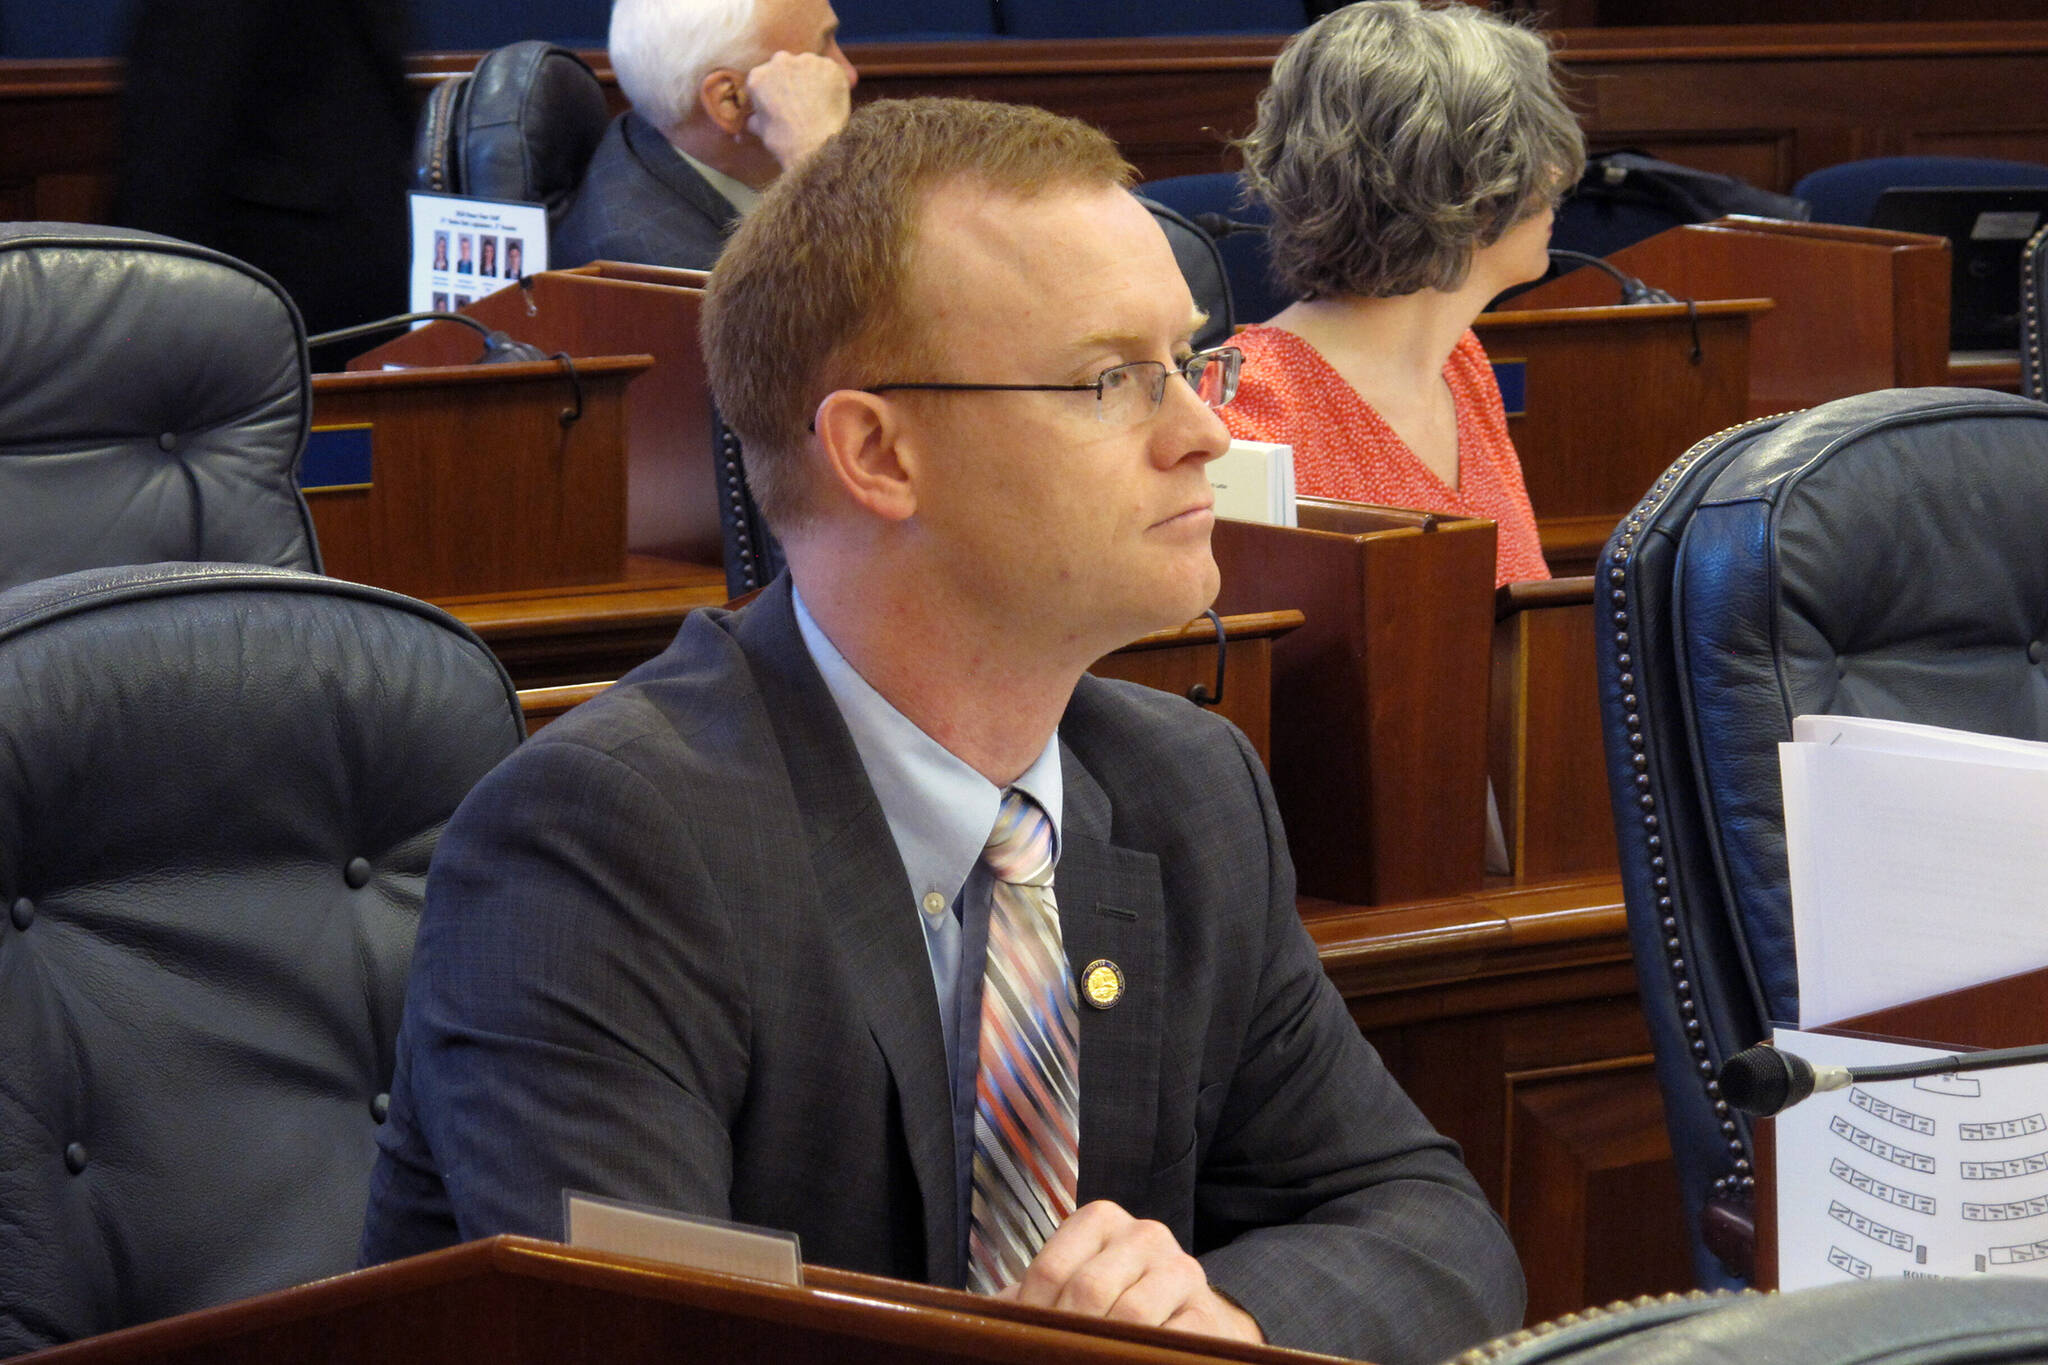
[13,1236,1318,1365]
[1515,218,1951,419]
[1472,299,1765,576]
[307,357,648,599]
[1491,579,1616,883]
[1309,875,1688,1323]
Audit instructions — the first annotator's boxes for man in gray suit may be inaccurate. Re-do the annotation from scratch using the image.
[553,0,856,271]
[362,97,1525,1361]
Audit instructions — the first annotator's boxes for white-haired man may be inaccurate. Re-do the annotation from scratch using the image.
[554,0,856,270]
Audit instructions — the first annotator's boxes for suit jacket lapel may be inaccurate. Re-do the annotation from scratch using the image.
[622,111,743,237]
[730,581,962,1287]
[1058,747,1164,1209]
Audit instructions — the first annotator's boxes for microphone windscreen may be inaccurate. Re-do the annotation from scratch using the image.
[1718,1044,1805,1116]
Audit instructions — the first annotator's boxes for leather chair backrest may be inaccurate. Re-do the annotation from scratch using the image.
[1136,195,1235,351]
[1792,155,2048,226]
[0,562,524,1354]
[1136,173,1289,327]
[414,41,610,225]
[1598,387,2048,1288]
[1478,1278,2048,1365]
[2023,224,2047,403]
[0,224,321,590]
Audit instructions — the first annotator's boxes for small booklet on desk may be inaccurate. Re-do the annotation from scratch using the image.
[1208,440,1296,527]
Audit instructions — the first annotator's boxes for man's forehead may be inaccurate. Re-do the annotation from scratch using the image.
[908,179,1193,331]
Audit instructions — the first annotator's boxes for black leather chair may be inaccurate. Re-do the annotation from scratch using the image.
[0,223,322,591]
[413,41,610,226]
[1596,387,2048,1289]
[1137,173,1289,328]
[1477,1278,2048,1365]
[0,562,524,1355]
[2022,224,2046,403]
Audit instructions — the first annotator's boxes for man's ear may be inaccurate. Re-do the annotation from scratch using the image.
[699,68,750,137]
[812,390,918,523]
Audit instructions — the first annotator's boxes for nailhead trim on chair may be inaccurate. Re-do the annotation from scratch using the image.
[1607,413,1793,1205]
[2023,223,2046,404]
[719,424,761,592]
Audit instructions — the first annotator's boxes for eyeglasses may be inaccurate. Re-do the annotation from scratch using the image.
[857,346,1243,426]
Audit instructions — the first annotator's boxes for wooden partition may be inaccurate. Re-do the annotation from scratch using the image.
[307,356,647,599]
[351,264,721,566]
[1491,578,1616,883]
[13,1236,1303,1365]
[1513,217,1952,418]
[1471,299,1764,576]
[1212,504,1498,907]
[11,24,2048,226]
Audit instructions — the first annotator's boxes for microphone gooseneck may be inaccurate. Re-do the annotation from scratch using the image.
[1718,1041,2048,1118]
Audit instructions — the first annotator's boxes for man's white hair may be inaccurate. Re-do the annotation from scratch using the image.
[610,0,763,136]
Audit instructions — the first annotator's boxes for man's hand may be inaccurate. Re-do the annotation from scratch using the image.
[743,51,853,171]
[994,1201,1264,1343]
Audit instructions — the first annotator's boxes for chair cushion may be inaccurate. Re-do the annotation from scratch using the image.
[0,563,522,1354]
[0,224,320,589]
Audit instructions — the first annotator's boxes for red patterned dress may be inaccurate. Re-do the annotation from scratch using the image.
[1223,325,1550,587]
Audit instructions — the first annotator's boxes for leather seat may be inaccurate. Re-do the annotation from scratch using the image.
[1596,386,2048,1288]
[0,223,321,591]
[0,562,524,1354]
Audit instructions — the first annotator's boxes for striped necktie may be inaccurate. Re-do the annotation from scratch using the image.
[967,788,1079,1294]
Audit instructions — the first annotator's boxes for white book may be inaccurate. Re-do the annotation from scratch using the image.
[1779,715,2048,1028]
[1208,440,1296,527]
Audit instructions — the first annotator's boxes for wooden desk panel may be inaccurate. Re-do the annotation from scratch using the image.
[1307,877,1690,1323]
[11,25,2048,221]
[1492,579,1617,883]
[308,357,647,599]
[15,1237,1305,1365]
[1473,300,1762,576]
[1515,219,1951,418]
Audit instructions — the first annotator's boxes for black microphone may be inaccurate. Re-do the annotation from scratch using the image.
[1546,248,1678,306]
[1719,1041,2048,1118]
[305,310,550,365]
[1190,212,1268,241]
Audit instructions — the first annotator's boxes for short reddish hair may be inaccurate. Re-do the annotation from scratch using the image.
[701,97,1134,532]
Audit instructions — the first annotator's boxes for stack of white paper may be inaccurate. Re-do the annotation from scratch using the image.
[1207,439,1297,527]
[1780,714,2048,1029]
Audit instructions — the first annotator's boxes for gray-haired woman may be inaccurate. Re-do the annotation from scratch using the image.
[1222,0,1585,586]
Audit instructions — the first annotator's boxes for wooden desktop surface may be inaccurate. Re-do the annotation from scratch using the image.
[13,1236,1344,1365]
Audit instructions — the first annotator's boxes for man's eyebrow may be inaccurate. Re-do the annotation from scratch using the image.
[1067,310,1210,357]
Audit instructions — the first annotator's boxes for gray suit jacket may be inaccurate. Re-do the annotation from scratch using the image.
[360,579,1524,1361]
[552,111,737,271]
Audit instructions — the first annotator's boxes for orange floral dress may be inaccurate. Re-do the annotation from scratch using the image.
[1223,325,1550,587]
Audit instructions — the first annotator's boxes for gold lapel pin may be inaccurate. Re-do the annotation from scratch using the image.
[1081,959,1125,1010]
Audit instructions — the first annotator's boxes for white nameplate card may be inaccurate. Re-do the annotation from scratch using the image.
[1209,439,1297,526]
[563,1191,803,1286]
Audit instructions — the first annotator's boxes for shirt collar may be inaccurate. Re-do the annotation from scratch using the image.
[674,144,762,217]
[792,586,1062,909]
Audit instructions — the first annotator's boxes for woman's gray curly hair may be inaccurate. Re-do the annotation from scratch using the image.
[1238,0,1585,301]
